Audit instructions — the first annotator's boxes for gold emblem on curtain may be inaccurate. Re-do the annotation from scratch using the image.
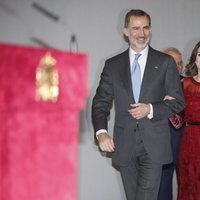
[35,52,59,102]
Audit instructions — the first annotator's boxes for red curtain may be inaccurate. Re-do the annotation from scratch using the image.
[0,43,88,200]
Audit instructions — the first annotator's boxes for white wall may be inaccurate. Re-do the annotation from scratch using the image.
[0,0,200,199]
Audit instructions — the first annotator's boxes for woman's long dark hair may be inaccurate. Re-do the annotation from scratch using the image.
[185,41,200,76]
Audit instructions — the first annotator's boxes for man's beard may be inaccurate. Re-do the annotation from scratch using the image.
[129,35,151,50]
[134,36,151,49]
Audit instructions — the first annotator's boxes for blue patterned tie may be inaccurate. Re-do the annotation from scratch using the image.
[131,53,141,102]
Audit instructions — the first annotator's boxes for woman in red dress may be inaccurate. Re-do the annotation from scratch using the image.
[178,41,200,200]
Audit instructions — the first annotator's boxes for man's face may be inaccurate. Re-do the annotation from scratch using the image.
[168,51,183,74]
[123,16,151,52]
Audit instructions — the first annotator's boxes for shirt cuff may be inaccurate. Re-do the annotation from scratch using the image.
[147,104,153,119]
[96,129,107,139]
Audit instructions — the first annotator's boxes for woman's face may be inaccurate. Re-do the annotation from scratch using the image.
[196,47,200,69]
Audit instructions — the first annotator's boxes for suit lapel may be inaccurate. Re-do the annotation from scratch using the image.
[118,50,135,103]
[139,47,157,101]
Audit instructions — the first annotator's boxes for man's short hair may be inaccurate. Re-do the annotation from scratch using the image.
[164,47,182,56]
[124,9,151,28]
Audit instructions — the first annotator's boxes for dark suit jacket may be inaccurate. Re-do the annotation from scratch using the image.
[92,46,185,167]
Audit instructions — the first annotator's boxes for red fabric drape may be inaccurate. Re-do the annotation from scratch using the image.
[0,43,88,200]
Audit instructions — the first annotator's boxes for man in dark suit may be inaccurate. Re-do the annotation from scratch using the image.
[92,9,184,200]
[158,47,185,200]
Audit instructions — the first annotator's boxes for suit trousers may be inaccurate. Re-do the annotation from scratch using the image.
[157,124,184,200]
[119,125,162,200]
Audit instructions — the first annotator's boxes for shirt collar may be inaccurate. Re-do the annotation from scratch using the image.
[129,45,149,61]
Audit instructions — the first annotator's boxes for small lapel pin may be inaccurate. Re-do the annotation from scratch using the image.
[154,66,158,69]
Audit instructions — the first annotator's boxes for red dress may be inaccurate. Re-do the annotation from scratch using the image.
[178,77,200,200]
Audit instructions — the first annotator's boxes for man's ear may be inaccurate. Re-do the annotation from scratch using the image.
[123,28,129,37]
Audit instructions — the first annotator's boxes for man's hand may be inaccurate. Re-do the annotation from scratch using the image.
[163,95,175,100]
[97,132,115,152]
[128,103,150,119]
